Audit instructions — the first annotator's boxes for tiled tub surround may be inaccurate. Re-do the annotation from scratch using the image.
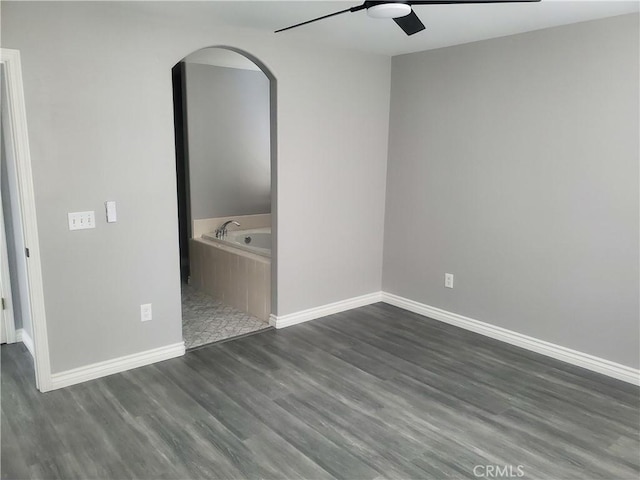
[202,227,271,257]
[190,236,271,322]
[192,213,271,238]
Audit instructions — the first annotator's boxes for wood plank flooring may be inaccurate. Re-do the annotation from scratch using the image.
[2,303,639,479]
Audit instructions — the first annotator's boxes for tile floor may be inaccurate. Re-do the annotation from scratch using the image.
[181,282,270,349]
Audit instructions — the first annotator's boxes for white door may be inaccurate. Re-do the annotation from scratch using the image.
[0,260,6,343]
[0,159,15,344]
[1,104,16,345]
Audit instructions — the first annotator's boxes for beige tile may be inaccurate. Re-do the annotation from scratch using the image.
[193,246,271,321]
[197,243,206,288]
[208,247,217,297]
[209,247,219,301]
[200,244,209,291]
[237,256,249,312]
[234,255,243,311]
[225,253,237,309]
[224,250,236,306]
[210,247,222,299]
[217,249,230,304]
[193,213,272,237]
[254,262,268,321]
[247,260,262,320]
[189,241,202,289]
[265,262,272,318]
[204,247,217,298]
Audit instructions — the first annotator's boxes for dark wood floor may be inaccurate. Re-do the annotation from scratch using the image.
[2,303,639,479]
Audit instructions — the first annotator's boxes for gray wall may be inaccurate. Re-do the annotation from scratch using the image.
[383,14,639,368]
[1,2,390,373]
[185,63,271,220]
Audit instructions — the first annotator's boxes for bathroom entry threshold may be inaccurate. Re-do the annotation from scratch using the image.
[186,326,274,352]
[181,282,271,350]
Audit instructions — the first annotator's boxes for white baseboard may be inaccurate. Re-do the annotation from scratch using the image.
[38,290,637,390]
[381,292,640,386]
[16,328,34,358]
[50,342,185,391]
[269,292,383,329]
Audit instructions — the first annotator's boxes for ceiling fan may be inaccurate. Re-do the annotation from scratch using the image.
[275,0,541,36]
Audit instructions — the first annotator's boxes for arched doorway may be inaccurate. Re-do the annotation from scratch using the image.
[172,47,277,350]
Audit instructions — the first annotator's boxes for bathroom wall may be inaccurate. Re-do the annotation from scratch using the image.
[185,62,271,220]
[383,14,639,368]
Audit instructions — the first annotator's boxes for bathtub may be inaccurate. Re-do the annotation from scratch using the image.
[191,226,271,321]
[202,227,271,258]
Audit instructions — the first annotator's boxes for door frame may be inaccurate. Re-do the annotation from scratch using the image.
[173,46,278,316]
[1,48,52,391]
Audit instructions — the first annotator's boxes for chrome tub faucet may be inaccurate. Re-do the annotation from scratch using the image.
[215,220,240,238]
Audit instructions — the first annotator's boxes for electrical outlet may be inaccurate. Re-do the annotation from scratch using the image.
[445,273,454,289]
[68,211,95,231]
[140,303,152,322]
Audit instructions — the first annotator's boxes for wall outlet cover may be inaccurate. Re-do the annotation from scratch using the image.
[140,303,152,322]
[445,273,454,289]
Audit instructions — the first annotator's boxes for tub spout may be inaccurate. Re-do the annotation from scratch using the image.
[216,220,240,238]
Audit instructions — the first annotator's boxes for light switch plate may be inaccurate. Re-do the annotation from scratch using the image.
[68,211,95,231]
[105,201,117,223]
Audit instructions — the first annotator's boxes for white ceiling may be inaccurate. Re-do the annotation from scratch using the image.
[140,0,640,56]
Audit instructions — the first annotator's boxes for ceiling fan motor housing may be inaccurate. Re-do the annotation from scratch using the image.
[366,2,413,19]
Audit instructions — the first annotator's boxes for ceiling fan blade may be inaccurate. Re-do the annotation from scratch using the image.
[275,4,366,33]
[394,9,426,36]
[408,0,540,4]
